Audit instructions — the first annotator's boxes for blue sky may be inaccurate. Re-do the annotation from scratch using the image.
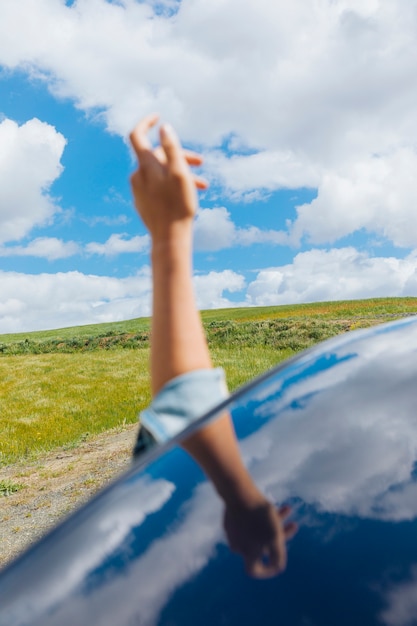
[0,0,417,332]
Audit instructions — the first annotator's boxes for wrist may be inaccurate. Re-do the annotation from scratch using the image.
[150,220,193,247]
[151,226,193,263]
[151,238,192,269]
[216,471,267,512]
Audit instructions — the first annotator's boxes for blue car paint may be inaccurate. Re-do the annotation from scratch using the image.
[1,317,417,625]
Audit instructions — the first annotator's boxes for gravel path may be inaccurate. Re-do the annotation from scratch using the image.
[0,424,138,570]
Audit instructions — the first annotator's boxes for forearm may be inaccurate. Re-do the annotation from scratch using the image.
[150,226,255,506]
[150,228,212,397]
[181,413,263,508]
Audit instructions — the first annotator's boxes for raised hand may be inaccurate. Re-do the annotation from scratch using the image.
[129,113,207,242]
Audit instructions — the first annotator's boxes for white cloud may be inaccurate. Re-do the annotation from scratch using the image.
[0,267,247,333]
[3,248,412,334]
[0,237,79,260]
[289,149,417,247]
[380,567,417,626]
[87,214,130,227]
[30,478,223,626]
[194,270,245,309]
[246,247,417,306]
[0,0,415,154]
[85,233,150,256]
[0,117,66,244]
[5,475,177,626]
[194,207,287,251]
[194,208,235,251]
[0,0,416,248]
[0,234,150,260]
[238,319,417,521]
[0,269,153,333]
[204,150,320,197]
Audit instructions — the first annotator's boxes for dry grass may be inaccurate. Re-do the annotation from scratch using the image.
[0,351,151,464]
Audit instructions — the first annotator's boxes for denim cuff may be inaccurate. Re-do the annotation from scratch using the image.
[139,368,229,443]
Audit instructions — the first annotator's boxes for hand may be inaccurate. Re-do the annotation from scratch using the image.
[224,499,298,578]
[129,113,208,242]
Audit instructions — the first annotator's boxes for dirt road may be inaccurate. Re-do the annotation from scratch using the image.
[0,424,137,569]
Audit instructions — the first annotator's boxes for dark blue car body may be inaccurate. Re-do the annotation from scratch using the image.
[1,317,417,625]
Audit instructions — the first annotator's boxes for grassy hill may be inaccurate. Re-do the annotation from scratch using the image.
[1,297,416,465]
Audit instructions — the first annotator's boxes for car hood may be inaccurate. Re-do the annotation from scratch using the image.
[1,317,417,625]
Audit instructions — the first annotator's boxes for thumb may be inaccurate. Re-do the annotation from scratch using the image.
[160,123,183,168]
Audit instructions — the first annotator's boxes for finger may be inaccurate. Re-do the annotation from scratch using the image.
[268,540,287,573]
[284,521,298,540]
[194,175,209,190]
[152,147,204,169]
[243,541,284,579]
[245,556,281,580]
[129,113,160,160]
[153,146,167,164]
[278,504,292,520]
[160,123,183,168]
[183,150,204,166]
[245,555,264,578]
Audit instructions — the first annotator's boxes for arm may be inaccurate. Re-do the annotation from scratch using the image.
[129,114,296,577]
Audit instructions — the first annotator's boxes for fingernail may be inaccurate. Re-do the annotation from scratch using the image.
[160,123,178,142]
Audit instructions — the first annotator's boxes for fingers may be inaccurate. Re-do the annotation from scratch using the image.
[279,505,298,540]
[284,520,298,540]
[246,544,287,579]
[184,150,204,166]
[130,116,208,190]
[194,175,209,190]
[278,504,292,520]
[245,550,285,579]
[160,123,183,168]
[269,531,286,569]
[245,506,298,579]
[152,144,208,189]
[129,112,159,161]
[153,146,205,168]
[242,532,286,579]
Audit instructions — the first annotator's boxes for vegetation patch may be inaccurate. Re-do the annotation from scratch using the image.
[1,298,417,464]
[0,297,416,357]
[0,479,24,496]
[0,351,151,465]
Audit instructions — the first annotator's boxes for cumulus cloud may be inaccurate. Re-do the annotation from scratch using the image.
[6,474,177,626]
[0,234,149,260]
[0,1,415,154]
[380,567,417,626]
[87,214,130,227]
[204,150,320,197]
[0,117,66,244]
[85,233,150,256]
[289,149,417,247]
[194,208,235,251]
[0,237,79,260]
[237,319,417,521]
[194,207,288,251]
[0,269,152,334]
[0,1,416,248]
[0,0,416,251]
[246,247,417,306]
[0,268,247,333]
[194,269,245,309]
[2,245,417,333]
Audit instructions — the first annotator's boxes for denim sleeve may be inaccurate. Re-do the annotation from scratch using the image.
[139,368,229,443]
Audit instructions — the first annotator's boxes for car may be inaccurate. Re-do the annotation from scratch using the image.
[1,316,417,625]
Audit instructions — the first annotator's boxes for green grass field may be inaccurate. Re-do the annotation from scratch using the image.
[1,297,416,465]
